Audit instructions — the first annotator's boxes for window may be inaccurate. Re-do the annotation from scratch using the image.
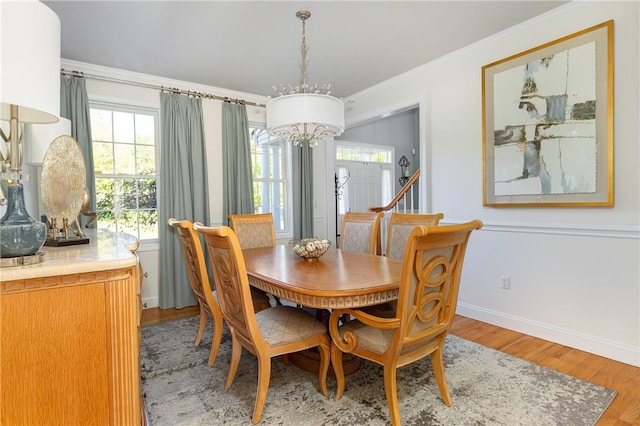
[249,128,292,237]
[336,145,392,163]
[90,103,158,241]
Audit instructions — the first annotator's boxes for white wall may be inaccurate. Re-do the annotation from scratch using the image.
[342,1,639,366]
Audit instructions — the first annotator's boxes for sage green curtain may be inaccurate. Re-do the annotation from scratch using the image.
[292,144,314,239]
[59,75,95,227]
[221,102,254,224]
[158,93,209,309]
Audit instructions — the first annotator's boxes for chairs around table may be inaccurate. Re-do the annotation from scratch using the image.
[340,211,384,255]
[194,223,330,424]
[328,220,483,426]
[168,218,270,367]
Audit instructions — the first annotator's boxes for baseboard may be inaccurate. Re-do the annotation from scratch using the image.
[142,297,159,309]
[456,302,640,367]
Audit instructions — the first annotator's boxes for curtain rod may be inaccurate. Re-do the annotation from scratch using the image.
[60,69,265,107]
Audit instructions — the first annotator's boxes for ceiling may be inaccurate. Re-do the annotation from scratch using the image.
[44,1,570,99]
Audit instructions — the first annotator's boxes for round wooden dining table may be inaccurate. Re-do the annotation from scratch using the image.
[242,244,403,375]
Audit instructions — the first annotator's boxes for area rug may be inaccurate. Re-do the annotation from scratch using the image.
[141,316,616,425]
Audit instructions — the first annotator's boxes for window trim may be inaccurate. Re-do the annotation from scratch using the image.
[249,124,294,240]
[89,100,160,243]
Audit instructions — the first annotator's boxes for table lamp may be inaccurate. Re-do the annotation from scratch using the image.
[0,1,61,264]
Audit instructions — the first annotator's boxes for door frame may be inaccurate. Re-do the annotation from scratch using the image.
[324,96,430,242]
[334,142,394,243]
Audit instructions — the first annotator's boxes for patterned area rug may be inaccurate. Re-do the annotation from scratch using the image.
[141,316,615,425]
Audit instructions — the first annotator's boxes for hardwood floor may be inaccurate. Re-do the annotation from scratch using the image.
[140,305,200,327]
[448,316,640,426]
[141,308,640,425]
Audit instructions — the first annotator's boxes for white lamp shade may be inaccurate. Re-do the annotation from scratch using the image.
[24,118,71,165]
[0,1,61,124]
[266,93,345,140]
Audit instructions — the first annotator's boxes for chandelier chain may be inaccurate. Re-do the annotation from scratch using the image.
[300,14,308,90]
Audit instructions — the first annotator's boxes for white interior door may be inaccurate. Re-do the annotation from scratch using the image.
[335,160,384,241]
[349,161,383,212]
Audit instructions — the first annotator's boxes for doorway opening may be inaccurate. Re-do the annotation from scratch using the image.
[334,142,393,244]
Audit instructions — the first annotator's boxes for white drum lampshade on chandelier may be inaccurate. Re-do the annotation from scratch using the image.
[266,11,345,147]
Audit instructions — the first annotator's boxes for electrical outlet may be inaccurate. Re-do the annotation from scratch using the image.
[501,275,511,289]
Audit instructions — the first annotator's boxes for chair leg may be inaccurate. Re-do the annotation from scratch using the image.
[208,312,223,367]
[431,347,452,406]
[383,364,401,426]
[195,304,207,346]
[317,337,330,397]
[330,342,345,400]
[252,354,272,424]
[225,333,242,389]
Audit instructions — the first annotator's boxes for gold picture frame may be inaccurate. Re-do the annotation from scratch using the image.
[482,20,613,207]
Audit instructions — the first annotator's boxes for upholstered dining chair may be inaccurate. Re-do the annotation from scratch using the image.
[228,213,276,249]
[339,211,384,255]
[193,223,330,424]
[228,213,278,306]
[329,220,483,426]
[385,212,445,259]
[168,218,270,366]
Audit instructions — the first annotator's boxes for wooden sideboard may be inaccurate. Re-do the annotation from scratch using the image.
[0,230,142,425]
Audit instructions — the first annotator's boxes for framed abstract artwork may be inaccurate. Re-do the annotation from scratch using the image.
[482,20,614,207]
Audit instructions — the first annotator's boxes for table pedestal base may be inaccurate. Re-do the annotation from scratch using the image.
[287,349,361,377]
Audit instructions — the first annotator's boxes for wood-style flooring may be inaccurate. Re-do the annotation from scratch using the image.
[141,307,640,425]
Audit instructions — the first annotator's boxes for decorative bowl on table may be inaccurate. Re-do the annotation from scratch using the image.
[289,238,331,262]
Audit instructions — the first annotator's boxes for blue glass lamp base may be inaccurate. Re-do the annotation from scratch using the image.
[0,183,47,258]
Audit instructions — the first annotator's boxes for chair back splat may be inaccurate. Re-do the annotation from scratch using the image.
[194,224,330,424]
[340,211,384,255]
[228,213,276,249]
[385,212,444,259]
[329,220,483,426]
[228,213,278,309]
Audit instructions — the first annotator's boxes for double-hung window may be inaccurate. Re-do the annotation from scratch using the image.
[90,103,159,241]
[249,127,292,238]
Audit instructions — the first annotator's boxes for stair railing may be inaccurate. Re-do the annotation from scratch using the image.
[368,168,420,214]
[368,169,421,253]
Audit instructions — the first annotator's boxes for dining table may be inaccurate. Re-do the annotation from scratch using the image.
[242,244,403,375]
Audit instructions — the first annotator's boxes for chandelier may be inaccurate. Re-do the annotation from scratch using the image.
[266,10,345,147]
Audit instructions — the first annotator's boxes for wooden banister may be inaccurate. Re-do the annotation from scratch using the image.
[368,169,420,213]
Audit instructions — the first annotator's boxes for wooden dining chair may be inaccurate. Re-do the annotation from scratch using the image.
[339,211,384,255]
[329,220,483,426]
[193,223,330,424]
[168,218,270,366]
[228,213,278,308]
[167,218,225,367]
[364,212,446,318]
[385,212,445,259]
[228,213,276,249]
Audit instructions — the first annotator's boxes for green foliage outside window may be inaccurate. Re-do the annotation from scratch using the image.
[91,106,158,241]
